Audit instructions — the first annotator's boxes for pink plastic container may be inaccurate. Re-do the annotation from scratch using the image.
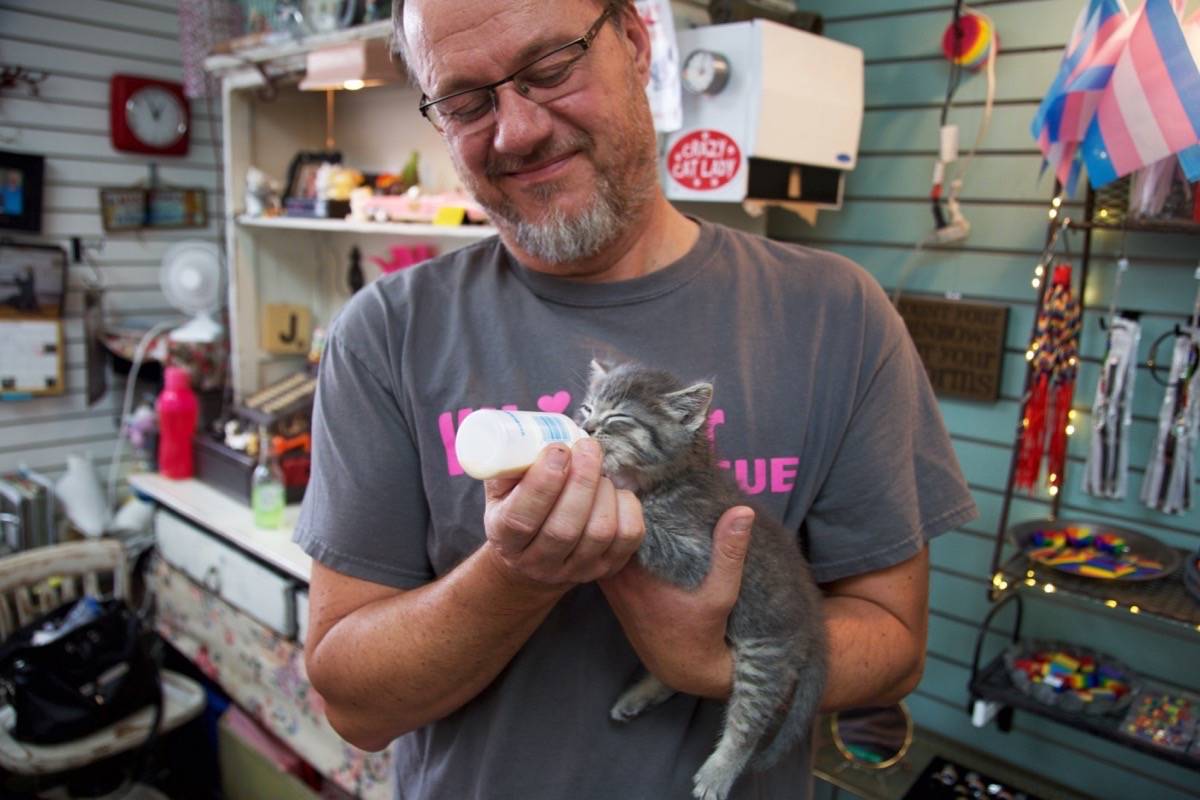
[156,366,199,479]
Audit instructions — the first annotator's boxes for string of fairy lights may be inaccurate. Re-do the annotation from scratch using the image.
[991,568,1200,633]
[1003,197,1200,635]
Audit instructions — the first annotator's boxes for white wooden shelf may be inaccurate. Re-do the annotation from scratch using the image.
[129,472,311,583]
[204,20,393,76]
[237,215,497,240]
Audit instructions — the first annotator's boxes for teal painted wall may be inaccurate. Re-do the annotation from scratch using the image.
[771,2,1200,798]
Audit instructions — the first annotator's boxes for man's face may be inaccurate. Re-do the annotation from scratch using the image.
[404,0,658,267]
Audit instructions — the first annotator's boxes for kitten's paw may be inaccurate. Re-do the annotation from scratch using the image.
[692,760,738,800]
[609,692,649,722]
[609,676,674,722]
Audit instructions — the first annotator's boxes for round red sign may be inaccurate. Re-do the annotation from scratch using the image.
[667,129,742,191]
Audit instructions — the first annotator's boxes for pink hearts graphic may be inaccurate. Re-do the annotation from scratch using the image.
[537,390,571,414]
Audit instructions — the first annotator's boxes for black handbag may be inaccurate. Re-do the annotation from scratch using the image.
[0,596,162,745]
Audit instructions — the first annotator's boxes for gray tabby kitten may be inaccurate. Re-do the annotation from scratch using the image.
[577,359,828,800]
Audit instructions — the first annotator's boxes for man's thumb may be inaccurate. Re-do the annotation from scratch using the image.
[707,507,753,594]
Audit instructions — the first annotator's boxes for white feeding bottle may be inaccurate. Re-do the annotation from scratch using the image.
[455,409,589,480]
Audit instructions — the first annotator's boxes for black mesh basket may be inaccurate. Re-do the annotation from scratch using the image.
[1090,170,1196,228]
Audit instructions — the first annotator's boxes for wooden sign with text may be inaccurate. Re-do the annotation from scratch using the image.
[896,295,1008,402]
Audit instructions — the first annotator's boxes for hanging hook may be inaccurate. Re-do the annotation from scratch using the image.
[1100,256,1130,333]
[1058,218,1073,261]
[1190,263,1200,330]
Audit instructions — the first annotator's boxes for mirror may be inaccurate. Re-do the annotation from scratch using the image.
[830,702,914,770]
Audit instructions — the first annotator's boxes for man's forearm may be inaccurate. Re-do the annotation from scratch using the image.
[308,545,566,750]
[817,594,926,713]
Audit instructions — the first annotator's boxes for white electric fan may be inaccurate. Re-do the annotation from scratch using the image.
[160,240,224,343]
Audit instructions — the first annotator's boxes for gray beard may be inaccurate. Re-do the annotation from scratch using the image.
[509,177,625,264]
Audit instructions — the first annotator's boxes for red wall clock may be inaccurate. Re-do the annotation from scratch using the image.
[109,74,191,156]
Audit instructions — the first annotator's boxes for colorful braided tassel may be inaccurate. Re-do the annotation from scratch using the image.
[1016,264,1081,493]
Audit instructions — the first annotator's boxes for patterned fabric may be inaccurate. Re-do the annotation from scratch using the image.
[148,556,394,799]
[178,0,244,99]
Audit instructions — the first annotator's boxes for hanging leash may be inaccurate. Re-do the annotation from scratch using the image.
[1141,265,1200,514]
[1083,256,1140,499]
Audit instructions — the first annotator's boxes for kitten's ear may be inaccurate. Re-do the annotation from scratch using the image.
[588,358,611,384]
[663,382,713,432]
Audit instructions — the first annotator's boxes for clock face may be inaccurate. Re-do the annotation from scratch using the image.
[125,86,187,148]
[682,50,731,96]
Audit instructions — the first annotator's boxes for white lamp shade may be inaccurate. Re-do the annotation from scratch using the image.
[299,38,401,91]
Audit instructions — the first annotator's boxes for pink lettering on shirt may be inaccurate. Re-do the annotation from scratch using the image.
[438,404,518,476]
[735,459,769,495]
[706,408,726,444]
[771,457,799,493]
[719,456,800,495]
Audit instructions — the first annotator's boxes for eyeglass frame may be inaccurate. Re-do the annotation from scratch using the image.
[417,2,620,134]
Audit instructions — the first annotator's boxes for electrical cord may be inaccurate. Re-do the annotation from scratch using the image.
[107,320,182,508]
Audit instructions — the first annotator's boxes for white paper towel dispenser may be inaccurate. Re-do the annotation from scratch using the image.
[662,19,864,209]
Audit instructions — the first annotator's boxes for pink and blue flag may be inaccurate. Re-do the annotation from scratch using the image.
[1080,0,1200,187]
[1032,0,1129,192]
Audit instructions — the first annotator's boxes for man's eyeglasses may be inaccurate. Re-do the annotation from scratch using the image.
[419,3,618,137]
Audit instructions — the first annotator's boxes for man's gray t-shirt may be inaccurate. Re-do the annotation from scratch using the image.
[294,220,978,799]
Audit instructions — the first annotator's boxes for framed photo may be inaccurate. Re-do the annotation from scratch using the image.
[147,188,207,228]
[100,187,207,231]
[283,150,342,203]
[0,242,67,319]
[0,150,45,234]
[100,188,147,231]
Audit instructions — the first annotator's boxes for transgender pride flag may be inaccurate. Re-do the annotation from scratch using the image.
[1080,0,1200,188]
[1032,0,1129,192]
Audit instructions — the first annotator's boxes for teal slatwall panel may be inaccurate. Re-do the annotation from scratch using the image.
[785,1,1200,797]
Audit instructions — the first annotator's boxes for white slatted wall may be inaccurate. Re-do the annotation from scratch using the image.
[0,0,223,484]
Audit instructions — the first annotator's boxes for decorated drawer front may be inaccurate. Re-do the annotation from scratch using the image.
[295,588,309,646]
[149,558,393,799]
[155,510,296,638]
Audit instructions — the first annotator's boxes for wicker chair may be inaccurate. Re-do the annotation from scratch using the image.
[0,539,205,779]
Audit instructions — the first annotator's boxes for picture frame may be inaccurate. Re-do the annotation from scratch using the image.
[0,242,68,319]
[283,150,342,204]
[0,150,45,234]
[99,187,207,231]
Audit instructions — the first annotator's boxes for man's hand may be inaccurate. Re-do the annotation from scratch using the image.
[599,506,754,699]
[483,438,645,586]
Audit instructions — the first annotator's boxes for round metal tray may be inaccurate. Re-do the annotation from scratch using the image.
[1003,640,1138,717]
[1184,549,1200,605]
[1009,518,1181,582]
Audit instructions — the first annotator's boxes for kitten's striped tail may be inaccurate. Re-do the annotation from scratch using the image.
[750,643,827,770]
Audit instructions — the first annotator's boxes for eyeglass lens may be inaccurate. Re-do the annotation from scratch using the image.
[427,41,591,135]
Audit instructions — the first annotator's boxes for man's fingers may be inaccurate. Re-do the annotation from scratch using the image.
[485,444,571,556]
[603,489,646,575]
[513,439,604,565]
[561,476,619,570]
[482,476,520,504]
[703,506,753,603]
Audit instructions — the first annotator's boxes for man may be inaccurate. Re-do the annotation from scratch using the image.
[295,1,978,797]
